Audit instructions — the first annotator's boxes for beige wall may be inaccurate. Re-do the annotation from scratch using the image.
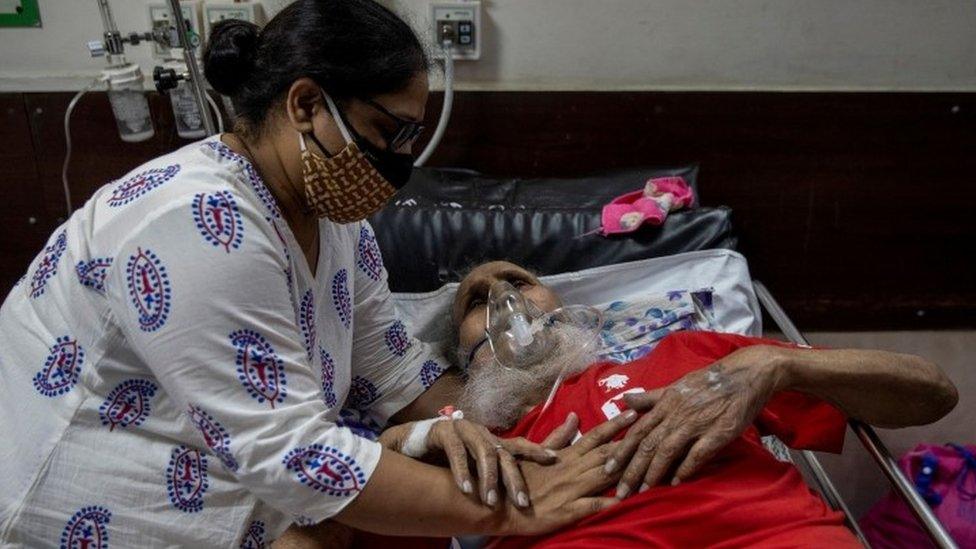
[2,0,976,91]
[801,331,976,518]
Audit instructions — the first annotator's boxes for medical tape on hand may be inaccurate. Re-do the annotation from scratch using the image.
[401,410,465,458]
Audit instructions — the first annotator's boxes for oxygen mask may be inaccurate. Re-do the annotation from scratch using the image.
[482,280,604,410]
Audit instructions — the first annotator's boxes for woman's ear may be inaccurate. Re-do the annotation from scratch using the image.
[284,77,328,133]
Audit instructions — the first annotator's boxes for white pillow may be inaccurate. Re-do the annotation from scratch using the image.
[392,249,762,344]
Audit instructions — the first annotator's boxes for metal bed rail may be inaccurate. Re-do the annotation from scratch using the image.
[752,280,958,549]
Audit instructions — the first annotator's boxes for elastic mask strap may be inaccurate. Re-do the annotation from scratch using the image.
[466,336,489,370]
[323,93,354,145]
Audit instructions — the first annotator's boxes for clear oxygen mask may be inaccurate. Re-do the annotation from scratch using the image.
[484,281,604,410]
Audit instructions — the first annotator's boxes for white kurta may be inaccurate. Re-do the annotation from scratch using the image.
[0,138,448,548]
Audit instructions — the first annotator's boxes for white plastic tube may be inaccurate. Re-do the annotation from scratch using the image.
[62,78,105,217]
[205,92,225,134]
[414,42,455,167]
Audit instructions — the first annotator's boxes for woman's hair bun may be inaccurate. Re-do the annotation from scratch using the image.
[203,19,260,97]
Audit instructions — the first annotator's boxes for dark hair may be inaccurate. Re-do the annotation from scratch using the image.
[204,0,428,134]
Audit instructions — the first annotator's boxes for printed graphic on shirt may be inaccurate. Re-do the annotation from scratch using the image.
[125,247,172,332]
[299,290,316,363]
[98,379,158,431]
[347,376,380,413]
[192,190,244,253]
[242,163,281,220]
[331,269,352,329]
[319,346,337,408]
[166,445,210,513]
[30,230,67,299]
[60,505,111,549]
[203,142,280,219]
[75,257,113,293]
[384,320,411,357]
[599,387,646,420]
[187,404,239,472]
[420,359,445,390]
[337,409,382,441]
[106,164,180,207]
[230,329,288,408]
[356,224,384,281]
[282,444,366,497]
[293,515,316,527]
[239,520,266,549]
[33,336,85,398]
[271,220,296,307]
[598,374,630,392]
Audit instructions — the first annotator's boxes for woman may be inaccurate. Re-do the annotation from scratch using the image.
[0,1,627,546]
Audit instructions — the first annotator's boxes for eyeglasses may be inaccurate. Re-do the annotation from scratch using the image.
[359,97,426,152]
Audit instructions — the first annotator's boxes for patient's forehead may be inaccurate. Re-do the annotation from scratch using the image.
[452,261,536,322]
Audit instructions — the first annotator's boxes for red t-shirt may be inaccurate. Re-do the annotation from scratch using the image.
[355,332,859,548]
[490,331,857,548]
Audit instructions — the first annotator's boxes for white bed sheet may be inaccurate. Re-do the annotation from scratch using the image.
[393,249,762,344]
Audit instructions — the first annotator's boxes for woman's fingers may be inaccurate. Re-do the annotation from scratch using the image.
[623,388,665,411]
[560,445,623,498]
[498,449,531,508]
[541,412,579,450]
[564,497,619,523]
[569,410,637,456]
[437,423,475,496]
[575,440,623,474]
[501,436,557,464]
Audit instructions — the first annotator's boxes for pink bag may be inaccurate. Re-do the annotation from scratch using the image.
[860,443,976,548]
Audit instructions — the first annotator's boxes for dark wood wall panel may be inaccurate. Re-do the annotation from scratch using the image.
[1,90,973,330]
[415,92,976,330]
[0,95,51,292]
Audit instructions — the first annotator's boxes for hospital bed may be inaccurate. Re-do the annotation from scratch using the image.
[369,165,957,548]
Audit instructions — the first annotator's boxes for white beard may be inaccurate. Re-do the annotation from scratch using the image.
[458,326,596,430]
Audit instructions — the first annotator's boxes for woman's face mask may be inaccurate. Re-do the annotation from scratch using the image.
[298,93,414,223]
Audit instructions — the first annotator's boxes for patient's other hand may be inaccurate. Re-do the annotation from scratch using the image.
[609,345,785,496]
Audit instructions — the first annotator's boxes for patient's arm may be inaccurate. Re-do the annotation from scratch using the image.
[390,370,465,423]
[768,346,958,428]
[611,344,958,495]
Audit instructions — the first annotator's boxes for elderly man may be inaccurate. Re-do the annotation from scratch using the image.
[286,260,957,548]
[434,260,956,548]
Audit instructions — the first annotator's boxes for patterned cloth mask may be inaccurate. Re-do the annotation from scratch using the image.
[299,94,399,223]
[597,288,716,363]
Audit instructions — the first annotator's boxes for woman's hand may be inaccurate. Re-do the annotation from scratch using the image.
[608,345,787,497]
[379,416,559,508]
[501,410,638,536]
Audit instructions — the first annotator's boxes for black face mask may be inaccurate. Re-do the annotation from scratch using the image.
[336,107,415,189]
[356,137,415,190]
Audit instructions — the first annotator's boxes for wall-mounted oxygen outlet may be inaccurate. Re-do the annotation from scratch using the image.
[430,1,481,60]
[202,1,265,44]
[149,2,202,59]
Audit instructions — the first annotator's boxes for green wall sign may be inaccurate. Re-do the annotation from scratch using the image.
[0,0,42,27]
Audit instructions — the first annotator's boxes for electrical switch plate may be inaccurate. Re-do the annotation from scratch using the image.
[149,2,202,59]
[202,1,265,43]
[430,1,481,60]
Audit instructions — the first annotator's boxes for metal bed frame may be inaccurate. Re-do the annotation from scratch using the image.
[753,281,958,549]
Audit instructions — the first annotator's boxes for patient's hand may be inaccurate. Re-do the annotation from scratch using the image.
[379,417,558,508]
[608,345,786,497]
